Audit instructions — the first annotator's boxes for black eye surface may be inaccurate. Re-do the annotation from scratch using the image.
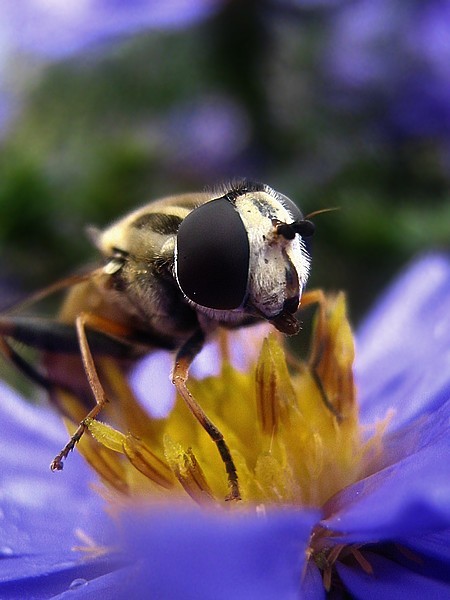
[176,198,250,310]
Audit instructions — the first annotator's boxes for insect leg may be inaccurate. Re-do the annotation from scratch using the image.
[3,271,96,316]
[50,313,127,471]
[300,290,342,421]
[0,335,54,390]
[172,331,241,501]
[0,315,135,357]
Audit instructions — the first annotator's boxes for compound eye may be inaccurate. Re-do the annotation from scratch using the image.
[176,198,250,310]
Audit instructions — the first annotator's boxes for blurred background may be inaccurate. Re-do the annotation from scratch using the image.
[0,0,449,388]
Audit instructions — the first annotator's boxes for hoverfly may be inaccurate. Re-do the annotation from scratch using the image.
[0,180,318,500]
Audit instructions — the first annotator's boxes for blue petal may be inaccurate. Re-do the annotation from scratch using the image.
[130,350,175,418]
[301,563,326,600]
[373,395,450,469]
[356,254,450,372]
[4,0,222,58]
[0,383,119,596]
[0,382,98,501]
[355,254,450,430]
[404,530,450,583]
[119,507,319,600]
[336,551,450,599]
[406,530,450,565]
[51,566,134,599]
[321,427,450,541]
[0,554,122,600]
[0,381,320,599]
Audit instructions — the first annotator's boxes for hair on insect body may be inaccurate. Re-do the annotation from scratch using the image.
[0,179,330,501]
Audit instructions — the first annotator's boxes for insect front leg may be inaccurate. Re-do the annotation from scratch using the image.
[172,331,241,502]
[50,313,123,471]
[301,289,343,421]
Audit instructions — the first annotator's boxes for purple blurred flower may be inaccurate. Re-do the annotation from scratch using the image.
[156,96,252,178]
[274,0,345,9]
[323,0,450,142]
[1,254,450,597]
[2,0,222,58]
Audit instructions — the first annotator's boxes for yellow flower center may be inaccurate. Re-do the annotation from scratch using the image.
[59,291,382,513]
[57,291,388,588]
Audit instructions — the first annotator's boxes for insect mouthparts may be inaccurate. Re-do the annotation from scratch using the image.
[270,311,301,336]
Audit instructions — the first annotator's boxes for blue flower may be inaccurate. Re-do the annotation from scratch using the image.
[1,254,450,598]
[0,384,120,598]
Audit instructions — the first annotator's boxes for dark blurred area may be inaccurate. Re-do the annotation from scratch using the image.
[0,1,449,355]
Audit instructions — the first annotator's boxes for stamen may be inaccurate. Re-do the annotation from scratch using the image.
[79,439,129,495]
[123,435,174,489]
[85,418,126,453]
[351,547,374,575]
[310,534,375,592]
[164,435,215,505]
[255,335,296,434]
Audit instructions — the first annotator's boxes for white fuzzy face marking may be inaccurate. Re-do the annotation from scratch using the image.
[235,191,310,319]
